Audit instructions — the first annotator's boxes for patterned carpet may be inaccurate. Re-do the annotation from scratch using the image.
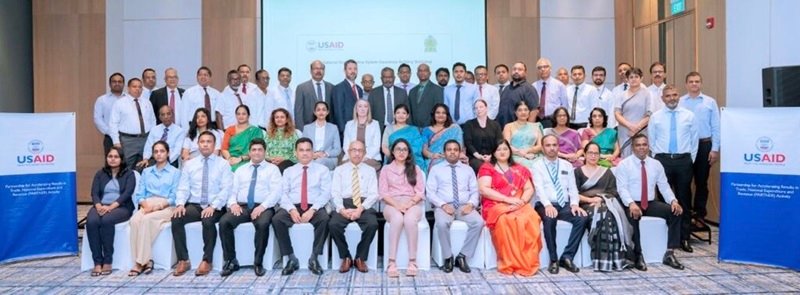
[0,207,798,294]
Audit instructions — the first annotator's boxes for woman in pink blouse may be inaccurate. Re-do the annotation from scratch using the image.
[379,138,426,277]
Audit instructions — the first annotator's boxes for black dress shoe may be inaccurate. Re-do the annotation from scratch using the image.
[548,261,559,274]
[681,240,694,253]
[558,258,579,273]
[455,254,471,273]
[273,258,284,270]
[440,257,454,273]
[254,264,266,276]
[281,257,299,276]
[308,258,324,275]
[220,259,240,277]
[634,254,648,271]
[663,252,685,270]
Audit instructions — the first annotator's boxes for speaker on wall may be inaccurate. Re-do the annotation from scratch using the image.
[762,65,800,107]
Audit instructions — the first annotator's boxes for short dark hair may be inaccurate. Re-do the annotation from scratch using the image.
[278,67,292,76]
[591,66,606,75]
[625,67,644,78]
[109,72,125,83]
[127,78,142,87]
[583,141,600,155]
[452,62,467,72]
[494,64,509,73]
[631,133,648,145]
[249,138,266,150]
[314,101,329,111]
[255,69,267,79]
[617,62,632,68]
[685,71,702,83]
[398,63,411,71]
[344,59,357,69]
[236,104,250,116]
[142,68,155,77]
[199,130,217,143]
[295,137,313,149]
[570,65,585,74]
[474,65,487,73]
[436,67,450,76]
[589,107,608,128]
[649,61,665,73]
[227,69,238,78]
[430,103,454,127]
[197,66,212,76]
[444,139,461,151]
[237,64,250,71]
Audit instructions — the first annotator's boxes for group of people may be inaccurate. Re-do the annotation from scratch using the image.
[87,57,720,278]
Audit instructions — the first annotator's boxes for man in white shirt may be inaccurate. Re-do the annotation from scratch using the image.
[94,72,126,154]
[610,63,632,121]
[590,66,616,128]
[171,131,233,276]
[494,64,511,95]
[533,58,569,128]
[648,85,698,253]
[183,66,223,129]
[141,68,157,101]
[248,69,272,129]
[474,65,500,120]
[647,62,667,112]
[395,63,416,94]
[220,70,244,129]
[329,140,379,273]
[273,138,332,276]
[223,64,258,96]
[427,140,484,273]
[532,135,588,274]
[566,65,599,129]
[272,67,295,120]
[137,105,186,169]
[218,138,283,277]
[109,78,156,169]
[615,133,685,271]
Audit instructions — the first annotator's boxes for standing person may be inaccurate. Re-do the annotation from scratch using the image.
[462,99,503,173]
[272,67,295,120]
[369,67,409,131]
[422,104,466,171]
[141,68,157,101]
[332,59,364,138]
[614,67,653,157]
[494,64,511,95]
[250,69,277,129]
[181,108,222,161]
[294,60,334,128]
[444,62,478,125]
[474,65,501,120]
[94,73,127,154]
[219,70,244,130]
[220,105,265,172]
[360,74,375,99]
[302,101,341,170]
[342,100,382,170]
[86,147,135,276]
[495,62,539,127]
[265,108,301,172]
[647,62,667,112]
[395,63,416,94]
[183,66,222,128]
[566,65,597,129]
[149,68,186,127]
[137,105,185,169]
[590,66,616,128]
[532,58,569,128]
[109,78,156,169]
[503,100,543,171]
[407,63,444,128]
[435,67,450,87]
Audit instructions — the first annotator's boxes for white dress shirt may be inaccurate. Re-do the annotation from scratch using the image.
[176,154,233,209]
[224,82,258,97]
[142,87,153,102]
[311,79,328,101]
[142,123,186,163]
[476,83,501,120]
[342,120,381,161]
[615,155,676,206]
[271,84,295,120]
[531,157,580,206]
[183,85,222,126]
[182,129,223,160]
[242,86,267,128]
[220,87,245,129]
[567,83,600,124]
[314,122,326,152]
[109,95,157,144]
[331,162,379,210]
[280,162,332,211]
[533,77,569,117]
[164,87,187,128]
[395,82,417,95]
[647,83,666,113]
[648,107,699,161]
[228,160,283,209]
[426,161,479,208]
[93,92,126,136]
[592,85,615,127]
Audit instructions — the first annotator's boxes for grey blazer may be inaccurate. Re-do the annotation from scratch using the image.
[368,85,409,130]
[294,79,334,128]
[302,121,342,159]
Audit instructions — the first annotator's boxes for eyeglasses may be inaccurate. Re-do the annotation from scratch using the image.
[585,151,600,156]
[537,65,550,70]
[348,148,365,153]
[393,148,409,152]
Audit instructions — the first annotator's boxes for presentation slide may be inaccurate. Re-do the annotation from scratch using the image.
[262,0,487,84]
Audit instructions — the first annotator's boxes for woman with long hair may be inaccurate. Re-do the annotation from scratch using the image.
[265,108,301,172]
[302,101,341,170]
[382,104,426,172]
[221,104,265,171]
[342,99,382,170]
[503,100,543,171]
[544,107,584,168]
[181,108,221,161]
[422,103,466,172]
[580,107,621,167]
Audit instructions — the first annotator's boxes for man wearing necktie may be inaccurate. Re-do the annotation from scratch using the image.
[148,68,186,127]
[294,60,334,129]
[407,64,444,128]
[218,138,283,277]
[532,135,588,274]
[533,58,569,128]
[137,105,185,169]
[444,62,478,125]
[648,85,698,253]
[611,63,632,121]
[329,140,379,273]
[368,67,409,131]
[171,131,233,276]
[615,134,685,271]
[427,140,484,273]
[220,70,244,129]
[332,59,364,139]
[566,65,597,129]
[109,78,156,169]
[395,63,416,95]
[272,138,332,276]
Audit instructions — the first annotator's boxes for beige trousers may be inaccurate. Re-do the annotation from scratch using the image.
[129,198,173,265]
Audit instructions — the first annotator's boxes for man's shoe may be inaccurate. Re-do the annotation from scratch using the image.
[548,261,559,274]
[220,259,240,277]
[309,258,324,275]
[634,254,648,271]
[272,258,283,270]
[253,264,266,276]
[558,258,580,273]
[354,258,368,273]
[440,257,454,273]
[195,260,212,276]
[339,257,352,273]
[681,240,694,253]
[663,252,685,270]
[173,260,190,277]
[281,257,299,276]
[455,254,471,273]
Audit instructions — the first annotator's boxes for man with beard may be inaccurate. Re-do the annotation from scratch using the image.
[436,67,450,87]
[590,66,615,127]
[395,63,416,94]
[95,72,127,153]
[495,62,539,127]
[647,62,667,112]
[332,59,364,137]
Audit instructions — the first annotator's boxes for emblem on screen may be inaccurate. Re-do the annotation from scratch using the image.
[755,137,773,152]
[28,139,44,154]
[425,35,437,53]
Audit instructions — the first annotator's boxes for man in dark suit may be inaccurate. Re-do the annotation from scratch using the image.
[149,68,186,127]
[294,60,334,128]
[408,63,444,128]
[331,59,364,139]
[369,67,409,131]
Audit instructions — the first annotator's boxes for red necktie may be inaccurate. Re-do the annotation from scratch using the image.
[169,89,175,110]
[351,84,359,100]
[539,82,547,119]
[242,83,247,94]
[640,160,648,210]
[301,166,309,211]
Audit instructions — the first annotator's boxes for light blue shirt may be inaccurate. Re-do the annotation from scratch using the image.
[533,77,569,117]
[425,161,479,208]
[134,164,181,206]
[444,82,478,124]
[102,179,120,205]
[176,154,232,209]
[648,107,699,161]
[142,123,186,163]
[679,93,721,152]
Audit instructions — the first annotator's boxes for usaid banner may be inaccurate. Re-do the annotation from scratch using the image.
[0,113,78,263]
[719,107,800,270]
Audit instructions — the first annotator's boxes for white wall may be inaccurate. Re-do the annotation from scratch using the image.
[106,0,202,90]
[539,0,616,87]
[727,0,800,108]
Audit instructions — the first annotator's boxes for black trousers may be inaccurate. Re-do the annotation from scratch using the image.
[171,203,224,262]
[625,201,681,255]
[569,122,588,130]
[328,199,379,260]
[218,205,275,265]
[276,160,295,173]
[535,203,589,262]
[538,115,554,128]
[692,140,712,218]
[103,135,113,155]
[86,207,132,265]
[272,204,329,257]
[468,157,485,175]
[654,153,693,241]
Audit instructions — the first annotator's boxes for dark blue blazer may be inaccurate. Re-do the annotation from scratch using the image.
[331,79,363,135]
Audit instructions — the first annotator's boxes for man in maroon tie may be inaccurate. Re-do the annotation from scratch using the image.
[148,68,186,127]
[614,134,685,271]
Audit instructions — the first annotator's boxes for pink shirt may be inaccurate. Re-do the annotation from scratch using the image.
[379,162,426,199]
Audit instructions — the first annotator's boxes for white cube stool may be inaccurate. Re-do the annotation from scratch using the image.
[150,223,176,270]
[185,221,223,271]
[431,220,486,269]
[483,227,498,269]
[80,221,132,271]
[640,216,668,263]
[280,223,329,269]
[382,219,431,270]
[330,222,378,270]
[228,223,277,267]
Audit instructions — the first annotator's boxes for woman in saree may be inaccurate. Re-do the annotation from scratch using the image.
[544,107,583,168]
[221,104,265,171]
[422,103,466,172]
[614,67,652,157]
[382,104,426,172]
[181,108,222,161]
[580,107,621,167]
[478,139,542,276]
[265,108,301,172]
[576,142,632,272]
[502,100,543,171]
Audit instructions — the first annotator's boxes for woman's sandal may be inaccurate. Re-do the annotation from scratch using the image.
[387,259,399,278]
[406,259,418,277]
[91,265,102,277]
[127,268,142,277]
[142,260,154,275]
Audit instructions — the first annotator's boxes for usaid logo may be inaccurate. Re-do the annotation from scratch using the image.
[306,40,344,52]
[17,139,56,165]
[744,136,785,163]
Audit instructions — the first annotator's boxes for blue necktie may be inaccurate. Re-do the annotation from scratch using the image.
[669,110,678,153]
[247,164,259,209]
[454,85,462,121]
[160,127,169,142]
[548,161,566,206]
[450,164,460,208]
[201,157,209,207]
[284,88,291,109]
[315,82,323,101]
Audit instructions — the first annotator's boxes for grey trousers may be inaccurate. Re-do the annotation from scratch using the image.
[119,133,147,169]
[434,206,485,259]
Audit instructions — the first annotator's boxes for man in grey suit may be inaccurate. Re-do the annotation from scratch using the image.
[294,60,334,128]
[369,67,409,131]
[408,64,444,128]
